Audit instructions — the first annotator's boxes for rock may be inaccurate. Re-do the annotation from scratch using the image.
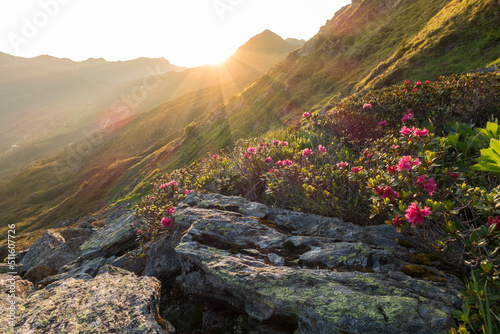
[59,228,94,241]
[15,266,170,333]
[54,218,75,228]
[80,211,140,259]
[20,230,65,274]
[112,252,146,276]
[0,274,33,330]
[175,194,462,334]
[143,228,183,283]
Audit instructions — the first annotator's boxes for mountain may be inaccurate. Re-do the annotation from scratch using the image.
[0,31,299,181]
[0,0,499,236]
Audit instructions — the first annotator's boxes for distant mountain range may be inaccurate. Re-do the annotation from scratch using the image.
[0,30,303,181]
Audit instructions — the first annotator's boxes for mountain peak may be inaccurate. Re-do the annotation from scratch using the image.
[236,30,291,54]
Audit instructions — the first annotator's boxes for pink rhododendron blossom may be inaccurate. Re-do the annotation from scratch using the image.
[414,128,429,137]
[378,121,388,126]
[149,197,154,201]
[275,160,283,167]
[417,175,436,195]
[185,189,193,195]
[213,154,220,159]
[425,80,431,84]
[247,147,256,154]
[400,126,414,136]
[392,215,403,227]
[272,140,280,147]
[160,183,167,189]
[397,156,421,172]
[404,80,410,85]
[387,165,398,174]
[415,81,422,86]
[318,145,327,153]
[281,141,289,147]
[363,150,373,159]
[402,112,414,124]
[258,147,263,152]
[168,181,178,187]
[161,217,172,227]
[303,112,311,118]
[264,157,273,163]
[337,161,349,168]
[351,166,363,173]
[302,148,313,157]
[391,145,400,149]
[448,172,458,181]
[412,88,419,92]
[283,159,293,166]
[375,186,399,199]
[244,153,251,158]
[405,202,432,227]
[363,103,372,109]
[487,217,500,230]
[137,229,142,234]
[260,143,266,147]
[168,207,176,215]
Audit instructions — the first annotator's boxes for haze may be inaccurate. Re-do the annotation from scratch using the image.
[0,0,350,67]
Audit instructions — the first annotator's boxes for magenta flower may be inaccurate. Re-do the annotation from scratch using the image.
[417,175,436,196]
[363,150,373,159]
[213,154,220,159]
[402,112,414,124]
[400,126,415,136]
[397,156,421,172]
[264,157,273,163]
[275,160,283,167]
[168,207,176,215]
[487,217,500,230]
[260,143,266,147]
[283,159,293,166]
[137,229,142,234]
[161,217,172,227]
[168,181,178,187]
[425,80,431,84]
[363,103,372,109]
[281,141,289,147]
[336,161,349,168]
[351,166,363,173]
[258,146,263,152]
[247,147,256,154]
[405,202,432,227]
[375,186,399,199]
[149,197,154,201]
[387,165,398,174]
[414,128,429,137]
[184,189,193,195]
[412,88,419,92]
[318,145,327,153]
[378,120,388,126]
[404,80,410,85]
[302,148,313,158]
[160,183,167,189]
[303,112,311,118]
[392,215,403,227]
[272,140,279,147]
[448,172,458,181]
[244,153,251,159]
[415,81,422,86]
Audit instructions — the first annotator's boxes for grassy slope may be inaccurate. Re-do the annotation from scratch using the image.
[1,0,499,237]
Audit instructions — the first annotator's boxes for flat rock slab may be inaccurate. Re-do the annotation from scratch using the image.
[175,194,462,334]
[13,266,167,334]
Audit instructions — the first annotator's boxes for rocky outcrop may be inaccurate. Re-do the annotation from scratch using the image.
[15,266,170,334]
[174,193,462,334]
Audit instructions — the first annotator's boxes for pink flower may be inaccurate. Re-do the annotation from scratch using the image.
[351,166,363,173]
[168,181,178,187]
[378,121,388,126]
[415,81,422,86]
[185,189,193,195]
[260,143,266,147]
[275,160,283,167]
[258,146,263,152]
[412,88,419,92]
[336,161,349,168]
[149,197,154,201]
[244,153,251,158]
[264,157,273,163]
[448,172,458,181]
[404,80,410,85]
[247,147,256,154]
[417,175,436,196]
[487,217,500,230]
[425,80,431,84]
[392,215,403,227]
[137,229,142,234]
[318,145,327,153]
[402,112,414,124]
[363,150,373,159]
[213,154,220,159]
[160,183,167,189]
[303,112,311,118]
[283,159,293,166]
[397,156,421,172]
[161,217,172,227]
[302,148,313,158]
[405,202,432,227]
[413,128,429,137]
[400,126,415,136]
[375,186,399,199]
[281,141,289,147]
[387,165,398,174]
[168,207,176,215]
[272,140,280,147]
[363,103,372,109]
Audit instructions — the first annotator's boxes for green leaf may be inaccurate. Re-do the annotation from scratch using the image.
[472,139,500,174]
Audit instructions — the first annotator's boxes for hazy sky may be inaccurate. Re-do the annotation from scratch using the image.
[0,0,351,67]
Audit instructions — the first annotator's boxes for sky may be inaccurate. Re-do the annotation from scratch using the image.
[0,0,351,68]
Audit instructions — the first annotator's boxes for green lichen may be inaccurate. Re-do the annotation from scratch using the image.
[409,253,438,266]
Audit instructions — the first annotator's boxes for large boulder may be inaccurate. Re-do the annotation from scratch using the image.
[175,194,462,334]
[15,266,171,334]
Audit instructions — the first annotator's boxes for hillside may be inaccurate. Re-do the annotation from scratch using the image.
[1,0,499,237]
